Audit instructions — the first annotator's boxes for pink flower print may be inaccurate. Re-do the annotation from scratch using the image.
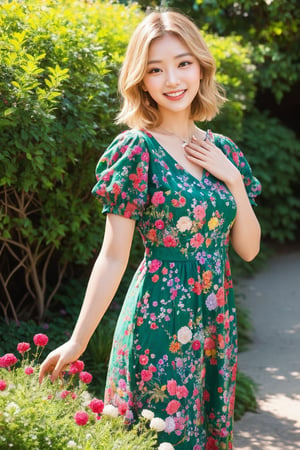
[216,313,224,324]
[193,204,206,221]
[149,259,162,273]
[139,354,149,365]
[155,219,165,230]
[192,340,201,351]
[165,416,176,433]
[151,191,165,207]
[69,360,84,374]
[217,334,225,349]
[151,274,159,283]
[190,233,204,248]
[33,333,48,347]
[176,385,188,399]
[74,411,89,426]
[0,380,6,390]
[141,369,152,382]
[89,398,104,414]
[232,152,239,165]
[166,399,181,415]
[204,337,215,350]
[206,436,218,450]
[141,151,149,162]
[203,390,210,401]
[167,379,177,396]
[128,145,142,159]
[118,378,127,390]
[163,235,177,247]
[79,371,93,384]
[17,342,30,355]
[112,182,121,201]
[192,281,202,295]
[216,287,225,306]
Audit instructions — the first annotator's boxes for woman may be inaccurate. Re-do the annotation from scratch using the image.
[39,10,261,449]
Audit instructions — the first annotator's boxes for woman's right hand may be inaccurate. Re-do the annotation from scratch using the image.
[38,340,84,384]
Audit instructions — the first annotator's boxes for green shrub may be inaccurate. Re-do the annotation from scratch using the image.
[0,0,142,322]
[240,110,300,242]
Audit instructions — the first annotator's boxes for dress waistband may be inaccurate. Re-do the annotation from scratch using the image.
[144,246,200,262]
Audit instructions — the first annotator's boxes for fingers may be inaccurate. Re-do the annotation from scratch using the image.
[39,353,65,384]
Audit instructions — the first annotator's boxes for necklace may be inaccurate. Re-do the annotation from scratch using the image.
[154,126,198,146]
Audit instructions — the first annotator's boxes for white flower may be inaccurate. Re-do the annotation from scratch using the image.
[6,401,20,414]
[141,409,155,420]
[158,443,175,450]
[177,326,192,344]
[164,416,176,433]
[67,441,77,448]
[102,404,119,417]
[176,216,192,232]
[150,417,166,432]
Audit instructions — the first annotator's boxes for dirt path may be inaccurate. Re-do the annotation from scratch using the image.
[234,249,300,450]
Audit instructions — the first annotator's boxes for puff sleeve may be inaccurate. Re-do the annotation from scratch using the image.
[92,130,150,220]
[215,134,262,206]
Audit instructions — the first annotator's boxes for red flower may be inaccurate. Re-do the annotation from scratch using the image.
[17,342,30,354]
[89,398,104,414]
[139,354,149,365]
[192,340,201,351]
[141,369,152,382]
[79,371,93,384]
[24,367,34,375]
[69,360,84,374]
[0,380,6,391]
[166,399,181,415]
[61,390,71,399]
[74,411,89,426]
[118,402,128,416]
[33,333,48,347]
[0,353,18,368]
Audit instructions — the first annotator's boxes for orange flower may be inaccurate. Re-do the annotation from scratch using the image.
[169,341,181,353]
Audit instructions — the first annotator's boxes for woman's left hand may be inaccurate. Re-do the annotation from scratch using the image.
[184,136,241,188]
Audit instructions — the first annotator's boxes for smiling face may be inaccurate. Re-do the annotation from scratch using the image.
[142,33,201,122]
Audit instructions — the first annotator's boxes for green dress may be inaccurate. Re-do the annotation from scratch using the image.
[92,129,261,450]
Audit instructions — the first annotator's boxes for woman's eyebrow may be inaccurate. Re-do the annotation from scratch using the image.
[147,52,193,65]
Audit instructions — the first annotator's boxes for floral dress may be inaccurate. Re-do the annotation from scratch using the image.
[92,129,261,450]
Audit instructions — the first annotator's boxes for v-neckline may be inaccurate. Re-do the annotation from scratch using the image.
[142,130,209,185]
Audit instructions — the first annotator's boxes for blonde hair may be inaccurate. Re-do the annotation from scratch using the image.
[116,11,226,129]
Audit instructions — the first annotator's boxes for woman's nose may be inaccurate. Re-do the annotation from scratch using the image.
[165,70,180,87]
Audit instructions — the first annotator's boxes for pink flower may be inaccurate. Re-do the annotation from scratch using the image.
[166,399,181,415]
[89,398,104,414]
[190,233,204,248]
[151,191,165,207]
[139,354,149,365]
[192,340,201,351]
[193,205,206,221]
[60,390,71,399]
[24,367,34,375]
[74,411,89,426]
[176,385,189,399]
[118,402,128,416]
[17,342,30,354]
[141,369,152,382]
[33,333,48,347]
[163,235,177,247]
[167,379,177,396]
[79,371,93,384]
[0,380,6,390]
[148,259,162,273]
[155,219,165,230]
[0,353,18,368]
[69,360,85,374]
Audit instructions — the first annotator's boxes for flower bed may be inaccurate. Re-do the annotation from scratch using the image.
[0,334,173,449]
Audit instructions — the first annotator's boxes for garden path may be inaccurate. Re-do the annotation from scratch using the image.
[234,247,300,450]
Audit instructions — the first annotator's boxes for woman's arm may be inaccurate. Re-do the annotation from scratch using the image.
[184,136,261,261]
[39,213,136,383]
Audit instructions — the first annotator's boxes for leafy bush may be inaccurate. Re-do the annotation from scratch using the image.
[0,334,171,450]
[240,110,300,242]
[0,0,142,322]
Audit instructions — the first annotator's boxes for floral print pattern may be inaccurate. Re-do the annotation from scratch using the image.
[92,129,261,449]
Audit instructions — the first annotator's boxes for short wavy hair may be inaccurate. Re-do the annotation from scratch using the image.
[116,11,226,129]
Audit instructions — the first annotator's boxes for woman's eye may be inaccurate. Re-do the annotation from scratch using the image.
[179,61,192,67]
[148,67,161,74]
